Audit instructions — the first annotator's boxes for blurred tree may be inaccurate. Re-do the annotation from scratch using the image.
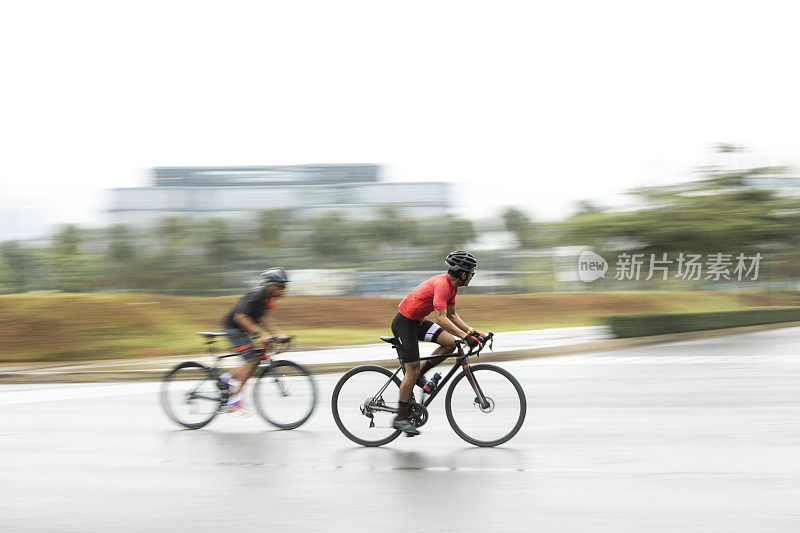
[559,163,800,256]
[310,212,359,260]
[254,209,291,247]
[52,254,94,292]
[448,216,477,248]
[157,217,188,251]
[54,224,81,256]
[574,200,603,215]
[49,225,95,292]
[502,207,536,249]
[105,224,136,289]
[362,205,420,245]
[713,143,745,153]
[202,218,237,261]
[1,241,37,293]
[108,224,135,263]
[422,215,478,260]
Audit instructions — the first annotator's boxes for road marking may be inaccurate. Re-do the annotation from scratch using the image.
[529,354,800,365]
[0,382,158,405]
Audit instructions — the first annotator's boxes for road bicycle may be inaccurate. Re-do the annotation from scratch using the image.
[160,333,317,430]
[331,332,526,447]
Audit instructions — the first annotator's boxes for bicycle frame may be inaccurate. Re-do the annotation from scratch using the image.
[369,338,492,415]
[186,337,293,405]
[201,335,293,367]
[163,333,318,431]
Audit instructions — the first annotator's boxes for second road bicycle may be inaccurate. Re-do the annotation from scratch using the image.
[161,333,317,430]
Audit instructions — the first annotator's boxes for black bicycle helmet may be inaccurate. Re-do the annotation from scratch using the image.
[445,250,477,273]
[260,267,290,284]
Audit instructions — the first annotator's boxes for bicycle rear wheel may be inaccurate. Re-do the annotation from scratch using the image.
[252,360,318,429]
[160,361,222,429]
[445,363,526,447]
[331,365,402,447]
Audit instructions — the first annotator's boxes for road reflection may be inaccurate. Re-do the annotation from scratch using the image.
[333,444,528,471]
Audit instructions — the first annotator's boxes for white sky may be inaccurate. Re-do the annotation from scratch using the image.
[2,0,800,239]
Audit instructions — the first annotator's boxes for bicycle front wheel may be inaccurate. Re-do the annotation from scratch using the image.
[160,361,222,430]
[253,360,318,429]
[445,363,526,447]
[331,365,402,447]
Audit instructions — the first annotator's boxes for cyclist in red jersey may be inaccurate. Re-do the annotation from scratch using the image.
[391,250,486,436]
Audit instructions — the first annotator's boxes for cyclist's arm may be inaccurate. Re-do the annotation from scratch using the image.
[258,312,284,338]
[434,308,469,339]
[446,307,473,335]
[234,313,272,346]
[233,313,262,335]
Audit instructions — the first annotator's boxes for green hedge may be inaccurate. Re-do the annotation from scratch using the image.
[604,307,800,338]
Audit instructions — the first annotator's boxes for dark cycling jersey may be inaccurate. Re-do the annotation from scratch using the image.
[398,274,458,322]
[222,285,275,329]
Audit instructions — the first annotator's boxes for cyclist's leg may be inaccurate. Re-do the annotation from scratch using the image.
[391,314,422,420]
[398,361,420,411]
[234,359,260,388]
[224,329,261,398]
[419,321,456,377]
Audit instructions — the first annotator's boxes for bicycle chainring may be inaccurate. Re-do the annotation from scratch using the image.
[407,402,429,427]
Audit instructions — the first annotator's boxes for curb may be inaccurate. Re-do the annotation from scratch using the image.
[2,321,799,384]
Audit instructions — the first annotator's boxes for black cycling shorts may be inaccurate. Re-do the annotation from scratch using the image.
[390,312,444,364]
[225,328,261,363]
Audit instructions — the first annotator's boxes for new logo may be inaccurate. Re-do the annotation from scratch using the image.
[578,250,608,282]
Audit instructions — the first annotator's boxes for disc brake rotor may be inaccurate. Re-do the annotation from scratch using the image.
[474,396,495,413]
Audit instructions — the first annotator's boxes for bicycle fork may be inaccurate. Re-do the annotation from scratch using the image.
[265,367,290,397]
[461,360,491,410]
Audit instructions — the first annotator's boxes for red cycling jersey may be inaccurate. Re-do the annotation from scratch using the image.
[398,274,458,322]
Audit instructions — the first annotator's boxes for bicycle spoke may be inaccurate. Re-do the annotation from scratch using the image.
[160,362,221,429]
[253,361,317,429]
[332,365,402,446]
[445,364,526,447]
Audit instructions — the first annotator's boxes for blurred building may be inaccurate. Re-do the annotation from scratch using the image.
[108,164,449,224]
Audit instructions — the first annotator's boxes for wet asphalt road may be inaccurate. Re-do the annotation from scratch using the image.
[2,327,799,532]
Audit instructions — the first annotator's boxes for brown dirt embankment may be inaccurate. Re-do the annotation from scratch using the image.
[0,291,791,362]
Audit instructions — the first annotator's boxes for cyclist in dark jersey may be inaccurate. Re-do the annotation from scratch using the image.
[218,267,291,414]
[391,250,486,436]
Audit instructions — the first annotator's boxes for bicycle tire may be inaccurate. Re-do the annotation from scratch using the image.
[331,365,403,447]
[252,360,318,430]
[160,361,222,430]
[444,363,526,447]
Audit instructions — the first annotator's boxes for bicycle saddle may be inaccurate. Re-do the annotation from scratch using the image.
[379,336,400,346]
